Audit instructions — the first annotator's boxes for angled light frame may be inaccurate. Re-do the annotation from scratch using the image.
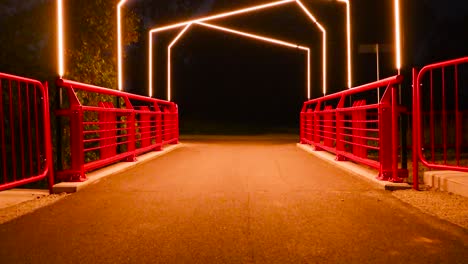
[337,0,352,88]
[147,0,328,97]
[117,0,128,91]
[57,0,400,93]
[166,22,311,101]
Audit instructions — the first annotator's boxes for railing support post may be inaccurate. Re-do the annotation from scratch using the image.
[412,68,420,190]
[313,102,323,151]
[300,108,306,143]
[125,110,137,162]
[391,86,403,182]
[43,83,55,193]
[154,103,163,151]
[172,104,179,144]
[69,105,86,181]
[378,89,393,181]
[336,95,347,161]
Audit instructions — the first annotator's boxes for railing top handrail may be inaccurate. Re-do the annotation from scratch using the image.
[303,75,403,106]
[0,72,44,86]
[57,78,174,106]
[417,57,468,79]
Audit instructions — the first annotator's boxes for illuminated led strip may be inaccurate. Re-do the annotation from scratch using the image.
[167,24,193,101]
[338,0,352,88]
[57,0,65,77]
[117,0,127,91]
[197,22,310,50]
[149,0,295,34]
[295,0,326,95]
[149,0,298,97]
[148,31,153,97]
[394,0,402,71]
[166,22,312,101]
[148,0,326,97]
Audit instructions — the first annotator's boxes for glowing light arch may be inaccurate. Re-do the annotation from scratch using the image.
[166,22,312,101]
[337,0,352,88]
[57,0,401,94]
[146,0,327,98]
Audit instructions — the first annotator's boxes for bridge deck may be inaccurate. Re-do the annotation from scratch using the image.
[0,136,467,263]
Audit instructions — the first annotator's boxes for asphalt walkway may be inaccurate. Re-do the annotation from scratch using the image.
[0,137,467,263]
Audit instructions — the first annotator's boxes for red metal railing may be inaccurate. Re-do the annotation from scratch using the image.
[300,75,407,182]
[55,79,179,182]
[0,72,54,192]
[412,57,468,190]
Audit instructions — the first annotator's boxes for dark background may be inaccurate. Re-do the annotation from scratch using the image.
[123,0,468,134]
[1,0,467,134]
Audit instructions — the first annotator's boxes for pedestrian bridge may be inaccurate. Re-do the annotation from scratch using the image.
[0,58,467,262]
[0,135,467,263]
[1,57,468,194]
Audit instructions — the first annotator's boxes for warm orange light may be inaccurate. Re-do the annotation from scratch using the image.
[197,22,309,50]
[148,31,153,97]
[167,24,192,101]
[295,0,327,95]
[394,0,402,71]
[117,0,127,91]
[57,0,65,77]
[338,0,352,88]
[307,48,311,99]
[167,22,311,100]
[149,0,295,34]
[149,0,326,97]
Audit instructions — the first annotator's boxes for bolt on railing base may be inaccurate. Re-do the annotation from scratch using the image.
[335,155,348,161]
[56,171,87,182]
[377,169,408,183]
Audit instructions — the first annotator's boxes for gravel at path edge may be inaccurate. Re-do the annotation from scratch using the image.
[392,188,468,229]
[0,193,69,225]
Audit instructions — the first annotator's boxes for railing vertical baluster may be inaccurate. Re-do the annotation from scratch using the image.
[26,84,33,177]
[0,79,6,183]
[430,70,435,163]
[454,65,460,166]
[17,82,26,179]
[34,86,41,174]
[442,68,447,164]
[8,80,17,182]
[412,68,419,190]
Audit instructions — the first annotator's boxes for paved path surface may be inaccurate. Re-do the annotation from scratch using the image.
[0,137,467,263]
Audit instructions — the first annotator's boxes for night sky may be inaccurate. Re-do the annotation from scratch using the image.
[1,0,468,133]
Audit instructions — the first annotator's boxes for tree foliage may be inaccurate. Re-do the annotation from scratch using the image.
[0,0,140,89]
[67,0,140,89]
